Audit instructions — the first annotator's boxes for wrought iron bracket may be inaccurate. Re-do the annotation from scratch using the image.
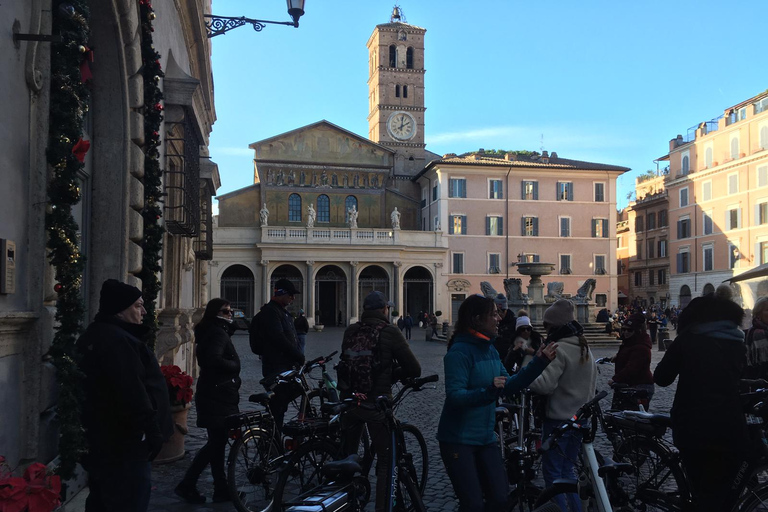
[204,14,296,38]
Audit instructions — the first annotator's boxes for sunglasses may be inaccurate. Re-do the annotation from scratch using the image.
[219,308,232,315]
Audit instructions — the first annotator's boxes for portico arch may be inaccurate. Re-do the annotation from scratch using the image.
[359,265,390,316]
[220,264,255,317]
[404,266,433,318]
[679,285,692,309]
[315,265,347,326]
[271,264,303,317]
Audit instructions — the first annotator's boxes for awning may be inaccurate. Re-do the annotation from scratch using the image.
[725,263,768,284]
[617,291,628,298]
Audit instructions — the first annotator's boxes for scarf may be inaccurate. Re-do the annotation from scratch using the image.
[547,320,585,343]
[747,318,768,366]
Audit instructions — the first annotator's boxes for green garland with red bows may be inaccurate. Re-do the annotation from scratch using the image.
[137,0,165,350]
[45,0,92,478]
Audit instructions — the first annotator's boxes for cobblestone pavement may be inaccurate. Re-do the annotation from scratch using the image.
[148,327,678,512]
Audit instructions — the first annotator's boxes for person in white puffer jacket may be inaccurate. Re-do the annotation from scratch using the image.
[529,299,597,512]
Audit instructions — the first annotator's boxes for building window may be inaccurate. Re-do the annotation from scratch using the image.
[705,147,713,168]
[449,178,467,198]
[486,216,503,236]
[702,181,712,201]
[728,173,739,195]
[557,181,573,201]
[595,294,607,307]
[759,166,768,187]
[634,271,642,286]
[452,253,464,274]
[432,183,438,202]
[659,210,668,227]
[489,253,501,274]
[680,188,689,207]
[658,239,667,258]
[729,244,740,269]
[636,240,642,259]
[420,188,427,209]
[395,84,400,98]
[522,181,538,200]
[522,253,540,263]
[703,211,713,235]
[289,193,302,222]
[560,254,572,274]
[522,216,538,236]
[635,216,644,232]
[403,85,408,98]
[647,212,656,230]
[449,214,467,235]
[726,207,741,230]
[703,245,714,271]
[489,179,503,199]
[317,194,330,222]
[595,255,606,275]
[682,155,690,174]
[389,45,396,67]
[433,216,439,230]
[760,241,768,265]
[762,126,768,149]
[647,239,655,259]
[406,47,414,69]
[677,218,691,239]
[560,217,571,237]
[759,202,768,225]
[594,183,605,202]
[345,195,358,215]
[592,218,609,238]
[731,137,740,159]
[658,269,666,285]
[677,251,690,273]
[648,269,655,285]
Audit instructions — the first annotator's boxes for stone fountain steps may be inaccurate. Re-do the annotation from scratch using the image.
[530,322,621,349]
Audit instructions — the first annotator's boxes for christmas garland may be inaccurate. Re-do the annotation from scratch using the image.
[46,0,91,479]
[137,0,165,350]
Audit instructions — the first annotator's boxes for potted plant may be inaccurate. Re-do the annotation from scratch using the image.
[0,455,61,511]
[154,365,194,463]
[313,310,324,331]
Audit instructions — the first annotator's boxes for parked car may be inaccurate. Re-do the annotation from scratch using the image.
[231,308,250,331]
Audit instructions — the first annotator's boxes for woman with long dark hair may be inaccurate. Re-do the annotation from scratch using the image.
[175,298,241,504]
[437,294,557,511]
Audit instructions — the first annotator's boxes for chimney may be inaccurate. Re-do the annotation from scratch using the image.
[551,151,558,159]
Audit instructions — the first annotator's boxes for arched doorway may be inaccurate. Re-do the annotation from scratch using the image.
[220,265,255,317]
[702,283,715,296]
[271,264,303,317]
[679,285,692,309]
[315,265,347,326]
[404,266,433,318]
[359,265,390,317]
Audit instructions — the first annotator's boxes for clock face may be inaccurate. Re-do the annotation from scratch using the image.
[387,112,417,140]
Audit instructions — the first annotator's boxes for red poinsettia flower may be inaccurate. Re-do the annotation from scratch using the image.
[71,138,91,163]
[160,365,194,406]
[0,461,61,512]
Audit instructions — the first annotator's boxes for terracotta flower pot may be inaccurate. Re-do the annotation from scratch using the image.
[153,402,191,464]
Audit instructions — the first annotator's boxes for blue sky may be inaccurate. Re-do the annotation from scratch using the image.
[208,0,767,210]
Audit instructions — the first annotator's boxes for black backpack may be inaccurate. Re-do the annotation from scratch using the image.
[249,311,265,355]
[337,322,386,395]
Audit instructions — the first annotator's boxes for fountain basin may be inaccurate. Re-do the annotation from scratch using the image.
[516,262,555,277]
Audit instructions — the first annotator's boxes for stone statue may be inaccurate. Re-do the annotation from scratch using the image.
[347,205,358,228]
[480,281,499,298]
[575,278,597,303]
[371,174,379,188]
[259,204,269,227]
[287,170,295,185]
[320,170,329,187]
[503,278,528,302]
[276,170,284,185]
[545,282,565,303]
[307,203,316,228]
[391,207,401,229]
[343,174,349,187]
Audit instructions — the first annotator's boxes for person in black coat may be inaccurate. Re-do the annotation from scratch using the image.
[175,298,241,504]
[654,289,747,512]
[77,279,173,512]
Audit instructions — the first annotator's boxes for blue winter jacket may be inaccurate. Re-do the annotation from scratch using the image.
[437,331,549,446]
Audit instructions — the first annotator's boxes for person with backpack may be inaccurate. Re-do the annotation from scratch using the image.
[249,278,305,430]
[337,291,421,512]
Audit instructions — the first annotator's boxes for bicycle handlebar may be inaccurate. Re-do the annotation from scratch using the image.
[302,351,338,372]
[540,390,609,453]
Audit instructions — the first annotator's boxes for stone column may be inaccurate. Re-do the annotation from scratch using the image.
[260,260,269,307]
[306,260,315,324]
[350,261,359,323]
[393,261,402,311]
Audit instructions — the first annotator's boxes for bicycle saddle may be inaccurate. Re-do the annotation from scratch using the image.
[249,392,274,406]
[322,455,362,478]
[597,457,634,478]
[622,410,672,427]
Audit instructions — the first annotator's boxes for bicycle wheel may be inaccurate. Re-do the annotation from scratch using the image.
[738,482,768,511]
[401,424,428,495]
[535,482,591,512]
[271,438,339,506]
[614,436,689,511]
[227,428,280,512]
[394,467,427,512]
[531,504,563,512]
[508,482,541,511]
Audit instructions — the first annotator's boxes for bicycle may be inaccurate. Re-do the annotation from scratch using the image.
[274,375,439,512]
[282,454,371,512]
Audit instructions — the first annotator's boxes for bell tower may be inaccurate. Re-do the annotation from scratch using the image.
[366,7,426,175]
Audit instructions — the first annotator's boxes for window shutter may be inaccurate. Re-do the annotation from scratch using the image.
[738,208,742,228]
[677,220,682,239]
[533,217,538,236]
[534,254,540,262]
[591,219,597,237]
[533,182,538,200]
[521,181,526,199]
[486,217,491,236]
[556,182,561,200]
[602,219,609,237]
[449,218,454,235]
[499,182,503,199]
[498,217,503,235]
[677,253,683,273]
[567,183,574,201]
[462,215,467,235]
[489,181,493,198]
[521,217,526,236]
[460,180,466,198]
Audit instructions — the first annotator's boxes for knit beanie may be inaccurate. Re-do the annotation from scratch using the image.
[515,316,532,330]
[543,299,575,327]
[622,312,646,330]
[494,293,508,310]
[98,279,142,316]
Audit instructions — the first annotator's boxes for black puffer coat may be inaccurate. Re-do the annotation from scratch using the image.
[194,318,242,429]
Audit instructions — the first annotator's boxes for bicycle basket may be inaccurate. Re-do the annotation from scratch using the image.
[282,417,331,437]
[604,411,667,438]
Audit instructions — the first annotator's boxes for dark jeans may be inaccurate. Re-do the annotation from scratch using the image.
[341,408,391,512]
[680,446,743,512]
[181,427,229,490]
[541,419,583,512]
[405,326,412,340]
[85,459,151,512]
[649,327,658,344]
[439,441,508,512]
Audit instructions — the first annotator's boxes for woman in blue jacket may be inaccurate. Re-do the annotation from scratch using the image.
[437,295,557,511]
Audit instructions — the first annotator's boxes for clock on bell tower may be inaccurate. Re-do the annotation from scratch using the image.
[366,7,426,175]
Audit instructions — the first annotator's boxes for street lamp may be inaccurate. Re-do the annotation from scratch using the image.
[205,0,306,38]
